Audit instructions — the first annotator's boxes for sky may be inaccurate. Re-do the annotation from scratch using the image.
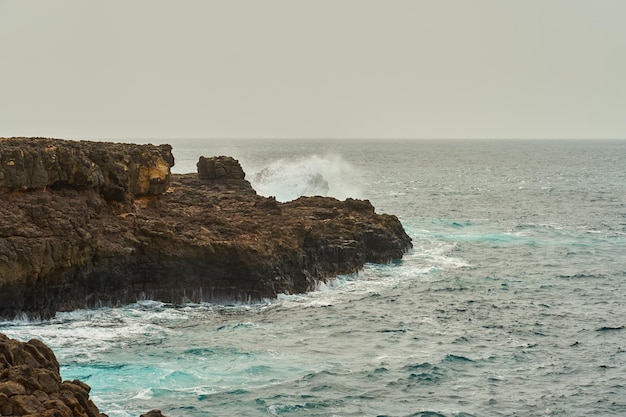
[1,0,625,140]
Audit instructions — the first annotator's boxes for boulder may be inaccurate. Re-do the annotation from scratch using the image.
[140,410,168,417]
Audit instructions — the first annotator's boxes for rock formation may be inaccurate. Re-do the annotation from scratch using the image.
[0,137,412,319]
[139,411,167,417]
[0,138,173,203]
[0,332,105,416]
[0,333,168,417]
[197,155,245,180]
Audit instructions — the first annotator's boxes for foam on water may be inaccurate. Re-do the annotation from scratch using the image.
[1,238,453,416]
[2,139,626,416]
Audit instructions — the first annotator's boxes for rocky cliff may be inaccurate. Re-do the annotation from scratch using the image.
[0,138,173,202]
[0,137,412,319]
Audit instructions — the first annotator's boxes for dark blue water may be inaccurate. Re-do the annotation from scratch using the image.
[2,139,626,416]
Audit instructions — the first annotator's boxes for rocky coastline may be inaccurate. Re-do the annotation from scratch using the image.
[0,332,167,416]
[0,137,411,416]
[0,137,412,320]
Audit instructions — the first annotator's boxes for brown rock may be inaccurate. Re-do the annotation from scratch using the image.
[43,399,74,417]
[38,369,62,394]
[0,334,108,417]
[0,379,27,396]
[8,365,44,393]
[197,155,245,180]
[34,388,50,402]
[10,394,45,414]
[140,410,168,417]
[0,138,411,319]
[0,392,13,415]
[0,137,174,202]
[26,338,61,372]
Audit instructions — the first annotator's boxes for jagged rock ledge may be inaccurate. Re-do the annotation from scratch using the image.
[0,137,412,319]
[0,332,167,416]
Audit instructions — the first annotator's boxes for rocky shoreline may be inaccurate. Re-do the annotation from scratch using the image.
[0,332,167,417]
[0,137,411,416]
[0,137,412,320]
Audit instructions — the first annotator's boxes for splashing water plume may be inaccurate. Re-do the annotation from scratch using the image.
[249,154,362,202]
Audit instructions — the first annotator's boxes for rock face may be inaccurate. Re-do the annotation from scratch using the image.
[0,138,412,319]
[0,138,173,203]
[197,155,245,180]
[0,333,106,417]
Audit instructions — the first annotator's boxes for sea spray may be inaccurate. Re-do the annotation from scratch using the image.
[248,154,363,202]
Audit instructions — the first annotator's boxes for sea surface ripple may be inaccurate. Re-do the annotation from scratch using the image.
[2,139,625,416]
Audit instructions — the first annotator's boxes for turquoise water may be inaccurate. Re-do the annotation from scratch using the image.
[2,139,626,416]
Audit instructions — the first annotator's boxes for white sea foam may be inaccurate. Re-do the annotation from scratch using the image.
[132,388,153,400]
[249,154,362,202]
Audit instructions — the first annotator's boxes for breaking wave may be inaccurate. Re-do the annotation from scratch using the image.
[248,154,362,202]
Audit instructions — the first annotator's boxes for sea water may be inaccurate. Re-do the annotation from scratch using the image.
[2,139,626,416]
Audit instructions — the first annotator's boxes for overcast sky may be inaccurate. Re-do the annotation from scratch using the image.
[1,0,625,140]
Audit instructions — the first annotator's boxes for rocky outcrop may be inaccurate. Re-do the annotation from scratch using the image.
[0,333,105,416]
[0,333,167,417]
[139,411,168,417]
[0,138,173,203]
[197,155,245,180]
[0,138,412,319]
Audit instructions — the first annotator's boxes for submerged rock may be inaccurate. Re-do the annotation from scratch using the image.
[197,155,245,180]
[140,411,168,417]
[0,138,412,319]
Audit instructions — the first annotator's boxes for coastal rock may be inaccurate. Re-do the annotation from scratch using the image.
[197,155,245,180]
[0,333,167,417]
[0,138,412,319]
[140,411,168,417]
[0,333,106,417]
[0,137,174,203]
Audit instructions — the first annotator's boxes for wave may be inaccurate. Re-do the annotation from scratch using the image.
[249,154,362,202]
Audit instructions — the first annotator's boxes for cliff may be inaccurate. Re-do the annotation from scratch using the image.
[0,138,412,319]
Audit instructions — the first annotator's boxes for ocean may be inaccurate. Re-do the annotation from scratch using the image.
[2,139,625,416]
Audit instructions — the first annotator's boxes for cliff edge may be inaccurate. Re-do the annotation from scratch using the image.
[0,138,412,319]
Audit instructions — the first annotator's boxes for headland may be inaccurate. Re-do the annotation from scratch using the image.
[0,138,412,320]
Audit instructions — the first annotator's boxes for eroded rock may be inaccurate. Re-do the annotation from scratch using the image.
[197,155,245,180]
[0,138,174,202]
[0,334,168,417]
[0,333,106,417]
[0,138,412,319]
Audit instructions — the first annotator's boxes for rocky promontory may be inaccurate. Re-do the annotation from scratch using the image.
[0,137,412,319]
